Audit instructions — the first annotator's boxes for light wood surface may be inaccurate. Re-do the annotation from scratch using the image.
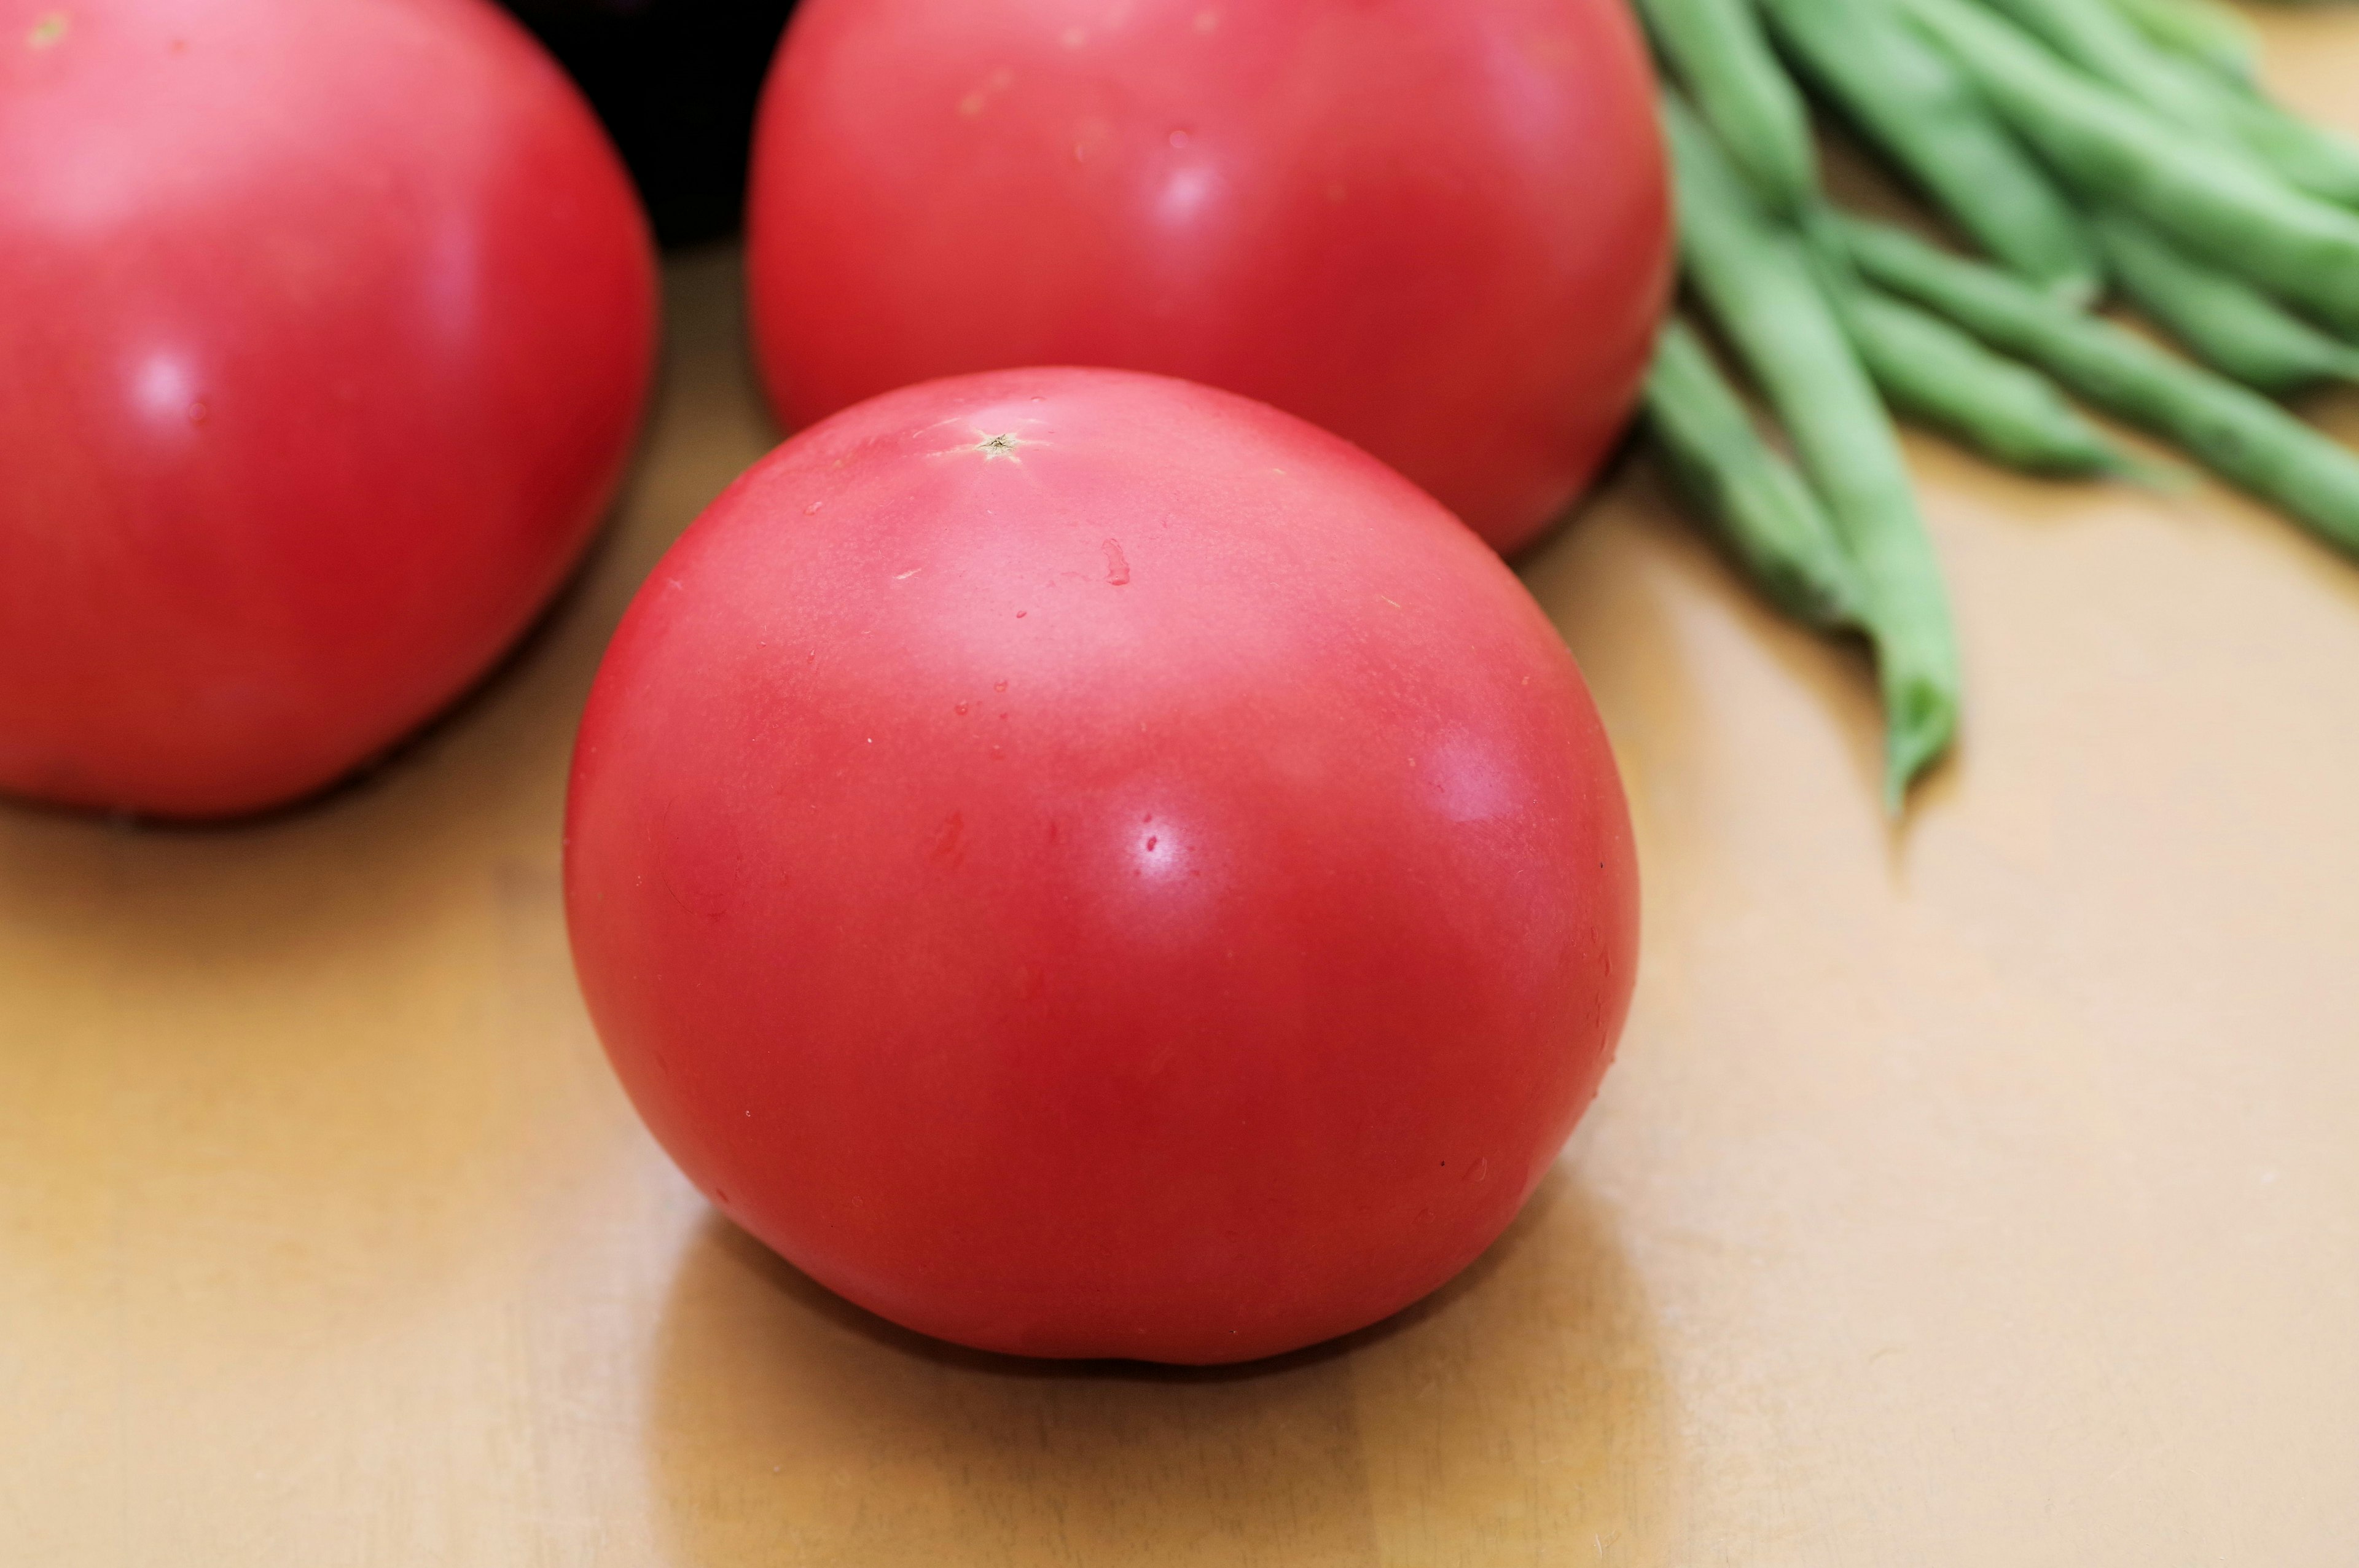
[6,28,2358,1562]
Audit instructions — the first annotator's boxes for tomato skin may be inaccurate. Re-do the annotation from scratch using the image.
[0,0,655,818]
[744,0,1670,557]
[565,369,1638,1363]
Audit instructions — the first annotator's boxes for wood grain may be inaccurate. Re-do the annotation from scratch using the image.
[4,23,2357,1562]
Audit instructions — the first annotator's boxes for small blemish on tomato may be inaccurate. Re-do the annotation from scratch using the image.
[27,11,68,49]
[930,812,965,866]
[1103,538,1131,586]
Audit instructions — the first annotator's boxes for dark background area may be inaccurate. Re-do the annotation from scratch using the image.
[501,0,801,247]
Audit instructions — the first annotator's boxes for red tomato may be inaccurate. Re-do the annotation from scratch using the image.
[565,369,1638,1363]
[744,0,1670,557]
[0,0,655,817]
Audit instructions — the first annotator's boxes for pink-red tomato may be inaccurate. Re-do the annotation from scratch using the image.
[0,0,655,818]
[744,0,1670,557]
[565,368,1638,1363]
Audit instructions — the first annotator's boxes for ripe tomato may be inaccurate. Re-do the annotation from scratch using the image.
[0,0,655,818]
[743,0,1670,557]
[566,369,1638,1363]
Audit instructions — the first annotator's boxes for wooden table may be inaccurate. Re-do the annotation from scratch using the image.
[7,28,2357,1562]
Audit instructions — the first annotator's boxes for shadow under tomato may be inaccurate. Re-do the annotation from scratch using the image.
[643,1164,1676,1567]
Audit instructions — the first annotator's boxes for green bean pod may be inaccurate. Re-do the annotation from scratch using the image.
[1634,0,1818,215]
[2102,0,2258,85]
[1904,0,2359,335]
[2092,207,2359,394]
[1975,0,2234,125]
[1645,320,1868,630]
[1975,0,2359,204]
[1762,0,2100,302]
[1826,269,2137,475]
[2202,96,2359,214]
[1664,94,1960,805]
[1839,213,2359,559]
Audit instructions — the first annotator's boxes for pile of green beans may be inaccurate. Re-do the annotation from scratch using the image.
[1635,0,2359,810]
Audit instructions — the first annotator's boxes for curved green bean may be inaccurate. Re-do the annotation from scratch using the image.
[1905,0,2359,334]
[1635,0,1818,215]
[1762,0,2100,302]
[1665,94,1960,805]
[1827,270,2137,475]
[1645,319,1866,630]
[2092,207,2359,394]
[2102,0,2258,85]
[1839,213,2359,559]
[1976,0,2359,204]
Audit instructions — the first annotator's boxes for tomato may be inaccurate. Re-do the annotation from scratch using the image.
[743,0,1670,557]
[0,0,655,818]
[565,368,1638,1363]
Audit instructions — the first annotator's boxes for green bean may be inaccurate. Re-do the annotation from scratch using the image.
[1824,265,2138,474]
[1974,0,2359,204]
[2100,0,2258,86]
[1974,0,2231,125]
[1645,319,1868,630]
[1904,0,2359,335]
[1762,0,2100,302]
[1665,93,1960,804]
[1838,212,2359,558]
[1633,0,1818,214]
[2204,96,2359,213]
[2091,207,2359,394]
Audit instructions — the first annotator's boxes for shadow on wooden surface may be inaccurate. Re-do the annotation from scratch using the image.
[646,1167,1673,1567]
